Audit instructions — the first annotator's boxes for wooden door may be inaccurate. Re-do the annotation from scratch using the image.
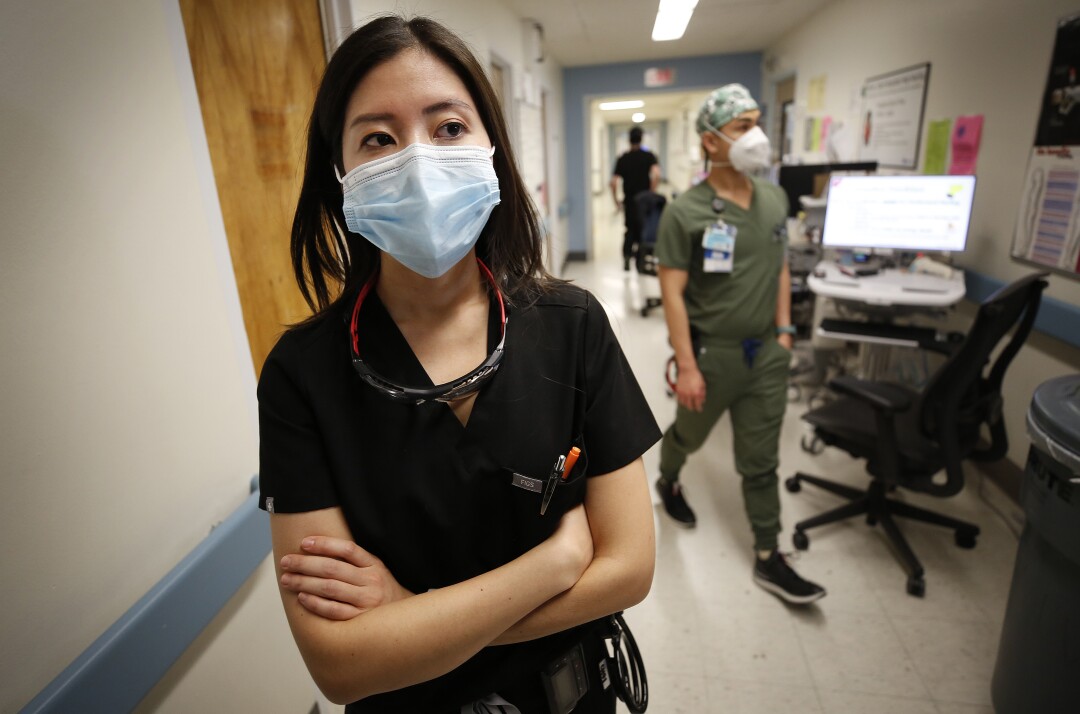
[180,0,325,375]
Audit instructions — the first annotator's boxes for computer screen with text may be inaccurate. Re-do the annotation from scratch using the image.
[822,175,977,252]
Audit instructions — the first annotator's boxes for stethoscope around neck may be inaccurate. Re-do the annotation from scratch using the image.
[348,258,508,405]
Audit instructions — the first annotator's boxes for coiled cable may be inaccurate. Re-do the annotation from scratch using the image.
[607,612,648,713]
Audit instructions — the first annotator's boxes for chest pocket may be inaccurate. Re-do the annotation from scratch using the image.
[498,432,590,548]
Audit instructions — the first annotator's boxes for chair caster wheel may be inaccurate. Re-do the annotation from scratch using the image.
[801,435,824,455]
[955,529,978,549]
[793,531,809,550]
[906,576,926,597]
[640,307,649,317]
[785,477,802,493]
[866,515,878,526]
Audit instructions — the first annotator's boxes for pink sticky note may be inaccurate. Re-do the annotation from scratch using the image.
[949,115,983,174]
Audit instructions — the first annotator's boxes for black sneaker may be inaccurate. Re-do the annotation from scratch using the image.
[753,550,826,604]
[655,478,697,528]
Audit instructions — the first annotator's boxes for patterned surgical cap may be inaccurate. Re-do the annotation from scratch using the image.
[696,84,760,134]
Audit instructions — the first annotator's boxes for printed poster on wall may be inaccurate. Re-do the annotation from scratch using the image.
[857,63,931,169]
[1012,13,1080,278]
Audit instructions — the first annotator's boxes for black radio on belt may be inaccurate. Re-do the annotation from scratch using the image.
[541,642,588,714]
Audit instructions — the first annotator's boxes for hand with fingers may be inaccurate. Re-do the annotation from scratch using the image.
[278,536,414,621]
[675,364,707,413]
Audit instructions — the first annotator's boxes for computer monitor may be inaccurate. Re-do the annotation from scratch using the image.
[777,162,878,217]
[822,174,977,253]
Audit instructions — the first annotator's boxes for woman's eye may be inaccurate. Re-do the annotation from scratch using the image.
[362,133,395,148]
[437,122,465,139]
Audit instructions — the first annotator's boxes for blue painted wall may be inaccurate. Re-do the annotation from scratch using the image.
[562,52,763,255]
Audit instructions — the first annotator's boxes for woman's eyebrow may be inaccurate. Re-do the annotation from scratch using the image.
[347,112,393,131]
[346,99,475,132]
[422,99,475,116]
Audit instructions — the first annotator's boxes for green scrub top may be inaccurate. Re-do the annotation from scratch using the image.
[655,176,789,342]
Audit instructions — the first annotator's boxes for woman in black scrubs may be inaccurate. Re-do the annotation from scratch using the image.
[258,15,660,714]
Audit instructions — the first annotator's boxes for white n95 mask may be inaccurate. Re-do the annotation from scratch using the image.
[337,143,501,278]
[716,126,772,174]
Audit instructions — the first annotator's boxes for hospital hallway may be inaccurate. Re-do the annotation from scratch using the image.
[557,194,1014,714]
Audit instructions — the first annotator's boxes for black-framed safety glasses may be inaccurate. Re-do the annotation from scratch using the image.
[349,258,508,405]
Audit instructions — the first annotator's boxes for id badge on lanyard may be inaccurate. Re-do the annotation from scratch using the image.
[702,220,737,273]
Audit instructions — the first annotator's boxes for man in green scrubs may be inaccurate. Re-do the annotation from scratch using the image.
[654,84,825,604]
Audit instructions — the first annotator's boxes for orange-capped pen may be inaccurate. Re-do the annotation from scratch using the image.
[561,446,581,480]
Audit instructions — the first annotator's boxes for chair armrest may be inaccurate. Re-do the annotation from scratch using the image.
[828,376,913,413]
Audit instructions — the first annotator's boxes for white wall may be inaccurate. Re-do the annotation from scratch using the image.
[0,1,312,711]
[765,0,1080,466]
[346,1,570,273]
[664,93,712,193]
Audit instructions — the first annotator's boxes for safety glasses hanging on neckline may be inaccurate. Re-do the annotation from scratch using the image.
[349,258,508,405]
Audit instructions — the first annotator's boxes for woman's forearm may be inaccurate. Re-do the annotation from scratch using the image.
[491,460,656,645]
[273,507,591,705]
[293,539,577,703]
[489,548,652,645]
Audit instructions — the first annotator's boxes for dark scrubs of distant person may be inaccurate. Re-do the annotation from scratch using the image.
[611,126,660,270]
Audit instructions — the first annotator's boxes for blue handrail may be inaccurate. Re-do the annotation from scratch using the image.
[21,477,270,714]
[966,270,1080,350]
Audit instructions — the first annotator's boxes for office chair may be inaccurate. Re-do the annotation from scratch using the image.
[785,272,1049,596]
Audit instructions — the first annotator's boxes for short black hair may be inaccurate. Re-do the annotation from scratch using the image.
[629,127,643,144]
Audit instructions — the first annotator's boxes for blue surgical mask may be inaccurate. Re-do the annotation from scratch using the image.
[337,143,501,278]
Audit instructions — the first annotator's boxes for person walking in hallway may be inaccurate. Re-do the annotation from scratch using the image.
[611,126,660,271]
[653,84,825,605]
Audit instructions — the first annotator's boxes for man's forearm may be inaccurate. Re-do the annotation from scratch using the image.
[659,269,696,369]
[774,263,792,328]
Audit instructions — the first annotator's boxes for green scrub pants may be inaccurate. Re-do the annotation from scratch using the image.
[659,337,790,551]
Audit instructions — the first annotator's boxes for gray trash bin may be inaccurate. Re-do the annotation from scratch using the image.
[991,375,1080,714]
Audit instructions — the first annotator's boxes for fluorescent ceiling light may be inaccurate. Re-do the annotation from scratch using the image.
[599,100,645,111]
[652,0,699,42]
[632,113,646,123]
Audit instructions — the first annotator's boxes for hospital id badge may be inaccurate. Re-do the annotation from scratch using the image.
[702,221,736,273]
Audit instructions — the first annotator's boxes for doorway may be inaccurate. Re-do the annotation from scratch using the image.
[180,0,325,375]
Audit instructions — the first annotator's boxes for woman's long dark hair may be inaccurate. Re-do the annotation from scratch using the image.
[291,15,552,318]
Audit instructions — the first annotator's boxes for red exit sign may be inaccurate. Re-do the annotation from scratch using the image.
[645,67,676,87]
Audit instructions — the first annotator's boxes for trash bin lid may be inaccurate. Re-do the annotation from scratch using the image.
[1028,375,1080,475]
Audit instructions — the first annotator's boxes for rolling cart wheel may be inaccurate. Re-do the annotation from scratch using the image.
[640,307,649,317]
[785,476,802,493]
[793,531,809,551]
[906,576,926,597]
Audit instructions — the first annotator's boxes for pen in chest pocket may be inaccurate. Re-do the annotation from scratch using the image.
[540,446,582,516]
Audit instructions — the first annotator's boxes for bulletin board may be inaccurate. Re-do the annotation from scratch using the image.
[857,63,931,170]
[1012,13,1080,279]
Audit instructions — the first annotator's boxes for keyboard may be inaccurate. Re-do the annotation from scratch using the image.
[818,318,941,348]
[898,273,952,293]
